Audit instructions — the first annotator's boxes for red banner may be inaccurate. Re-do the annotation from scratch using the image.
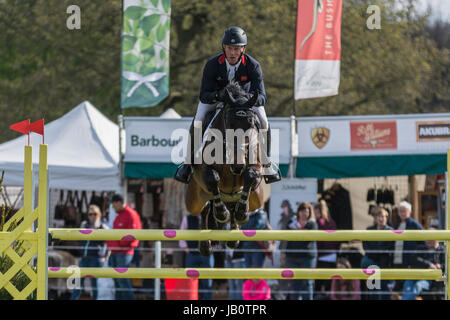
[294,0,342,99]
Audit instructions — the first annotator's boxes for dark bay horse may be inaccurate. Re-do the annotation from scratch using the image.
[185,82,264,255]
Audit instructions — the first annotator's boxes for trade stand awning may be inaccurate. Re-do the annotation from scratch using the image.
[295,113,450,178]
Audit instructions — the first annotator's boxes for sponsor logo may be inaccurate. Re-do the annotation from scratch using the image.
[281,184,309,191]
[350,121,397,150]
[240,75,248,82]
[130,134,181,147]
[311,127,330,149]
[416,121,450,142]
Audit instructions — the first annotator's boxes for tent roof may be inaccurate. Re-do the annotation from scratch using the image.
[0,101,120,191]
[160,108,181,119]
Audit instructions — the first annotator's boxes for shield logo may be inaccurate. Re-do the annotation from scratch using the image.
[311,127,330,149]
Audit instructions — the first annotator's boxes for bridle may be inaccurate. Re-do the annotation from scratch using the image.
[222,103,257,166]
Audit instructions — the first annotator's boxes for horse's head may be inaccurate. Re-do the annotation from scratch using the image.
[222,82,259,175]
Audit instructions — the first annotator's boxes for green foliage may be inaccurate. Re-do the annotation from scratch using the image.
[0,0,447,143]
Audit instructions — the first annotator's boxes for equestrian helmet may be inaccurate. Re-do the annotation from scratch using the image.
[222,26,247,46]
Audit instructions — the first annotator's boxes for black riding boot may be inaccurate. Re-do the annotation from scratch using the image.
[174,121,196,184]
[261,125,281,184]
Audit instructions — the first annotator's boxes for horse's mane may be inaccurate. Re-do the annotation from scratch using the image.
[226,81,249,100]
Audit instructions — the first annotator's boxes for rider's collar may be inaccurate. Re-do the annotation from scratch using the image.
[225,58,241,70]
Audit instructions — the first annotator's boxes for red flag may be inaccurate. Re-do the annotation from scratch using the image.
[29,119,44,135]
[10,119,30,135]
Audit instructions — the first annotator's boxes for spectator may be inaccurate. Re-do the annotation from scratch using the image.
[179,214,214,300]
[368,204,378,224]
[313,199,340,299]
[393,201,425,269]
[106,194,142,300]
[225,243,245,300]
[241,208,273,268]
[278,200,295,230]
[242,279,271,300]
[402,228,445,300]
[70,204,110,300]
[285,202,317,300]
[330,257,361,300]
[276,200,295,300]
[361,207,394,300]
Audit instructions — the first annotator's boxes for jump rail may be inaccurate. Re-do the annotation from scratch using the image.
[48,229,450,241]
[47,267,443,281]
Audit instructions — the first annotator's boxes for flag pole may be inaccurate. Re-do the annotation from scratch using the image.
[289,0,300,179]
[292,0,299,118]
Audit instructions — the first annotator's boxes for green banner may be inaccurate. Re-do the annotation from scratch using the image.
[121,0,170,108]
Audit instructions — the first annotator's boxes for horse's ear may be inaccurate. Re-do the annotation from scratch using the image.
[224,88,235,105]
[246,92,258,107]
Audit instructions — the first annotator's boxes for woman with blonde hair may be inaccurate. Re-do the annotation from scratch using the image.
[70,204,110,300]
[362,206,394,300]
[285,202,318,300]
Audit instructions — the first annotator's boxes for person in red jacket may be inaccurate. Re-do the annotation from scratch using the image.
[106,194,142,300]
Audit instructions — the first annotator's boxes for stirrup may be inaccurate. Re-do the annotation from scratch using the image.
[263,163,282,184]
[174,163,193,184]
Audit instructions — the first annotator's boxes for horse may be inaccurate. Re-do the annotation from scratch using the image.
[184,82,265,256]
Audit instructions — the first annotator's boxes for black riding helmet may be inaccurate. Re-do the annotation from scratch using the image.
[222,26,247,46]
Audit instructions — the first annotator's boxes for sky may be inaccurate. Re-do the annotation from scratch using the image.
[418,0,450,22]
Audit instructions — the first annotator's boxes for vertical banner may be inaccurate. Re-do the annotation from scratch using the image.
[121,0,171,108]
[294,0,342,99]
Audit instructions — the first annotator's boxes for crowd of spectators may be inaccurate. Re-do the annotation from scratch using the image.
[68,194,445,300]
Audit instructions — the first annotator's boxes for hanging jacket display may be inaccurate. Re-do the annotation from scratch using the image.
[322,184,353,230]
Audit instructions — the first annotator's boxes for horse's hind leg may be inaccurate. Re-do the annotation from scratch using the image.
[203,166,230,223]
[198,202,213,256]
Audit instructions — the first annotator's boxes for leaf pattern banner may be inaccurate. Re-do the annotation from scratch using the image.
[121,0,171,108]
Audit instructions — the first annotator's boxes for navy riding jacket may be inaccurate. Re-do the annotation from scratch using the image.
[199,53,267,107]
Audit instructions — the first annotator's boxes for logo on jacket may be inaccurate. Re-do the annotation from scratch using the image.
[240,75,248,82]
[311,127,330,149]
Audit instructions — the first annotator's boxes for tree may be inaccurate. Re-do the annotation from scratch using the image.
[0,0,447,144]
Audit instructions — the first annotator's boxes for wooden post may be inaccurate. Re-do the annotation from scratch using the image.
[36,145,48,300]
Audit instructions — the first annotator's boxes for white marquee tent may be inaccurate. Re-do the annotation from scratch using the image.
[0,101,120,192]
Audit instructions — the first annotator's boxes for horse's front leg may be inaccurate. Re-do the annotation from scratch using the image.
[203,166,230,223]
[234,166,260,225]
[199,202,213,256]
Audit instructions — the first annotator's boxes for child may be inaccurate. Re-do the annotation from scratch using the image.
[242,279,271,300]
[330,257,361,300]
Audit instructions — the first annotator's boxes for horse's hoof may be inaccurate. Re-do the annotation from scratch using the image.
[199,240,213,256]
[235,214,249,225]
[226,240,240,249]
[234,202,249,225]
[214,204,230,223]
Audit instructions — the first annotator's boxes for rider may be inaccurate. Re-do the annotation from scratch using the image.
[174,26,281,184]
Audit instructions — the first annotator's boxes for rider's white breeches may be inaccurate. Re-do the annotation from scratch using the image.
[195,102,269,129]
